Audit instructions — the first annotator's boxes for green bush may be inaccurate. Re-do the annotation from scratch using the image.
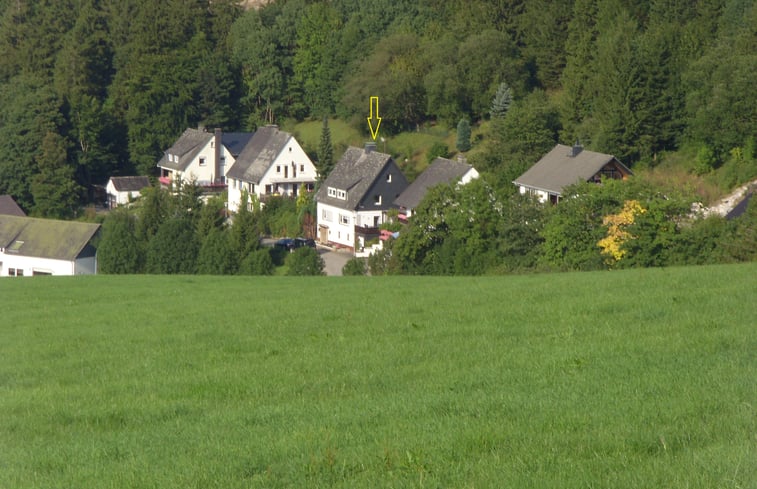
[342,258,367,276]
[285,247,325,275]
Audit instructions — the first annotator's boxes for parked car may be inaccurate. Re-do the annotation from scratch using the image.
[275,237,316,252]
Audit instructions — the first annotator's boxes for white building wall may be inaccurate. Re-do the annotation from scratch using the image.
[317,202,355,249]
[518,185,549,204]
[0,253,79,276]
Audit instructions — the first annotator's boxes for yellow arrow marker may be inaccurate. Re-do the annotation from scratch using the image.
[367,96,382,140]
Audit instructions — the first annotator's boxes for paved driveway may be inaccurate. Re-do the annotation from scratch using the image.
[318,246,352,276]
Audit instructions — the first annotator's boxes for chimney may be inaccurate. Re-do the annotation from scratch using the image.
[569,140,583,157]
[214,128,222,184]
[364,141,377,154]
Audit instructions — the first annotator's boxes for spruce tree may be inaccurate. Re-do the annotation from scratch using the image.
[490,82,512,119]
[317,117,334,180]
[456,118,472,153]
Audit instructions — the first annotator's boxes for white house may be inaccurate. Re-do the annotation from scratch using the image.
[513,143,633,204]
[226,125,317,212]
[157,127,253,191]
[394,155,479,219]
[0,215,100,276]
[105,176,151,208]
[316,143,409,252]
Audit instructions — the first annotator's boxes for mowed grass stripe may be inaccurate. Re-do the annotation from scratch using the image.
[1,265,755,488]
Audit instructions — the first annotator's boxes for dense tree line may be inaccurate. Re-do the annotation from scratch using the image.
[0,0,756,217]
[1,0,756,276]
[362,177,757,276]
[97,187,324,275]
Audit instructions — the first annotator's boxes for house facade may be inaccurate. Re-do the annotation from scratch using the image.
[316,143,409,252]
[105,176,151,208]
[226,125,317,212]
[157,127,253,192]
[394,156,479,219]
[0,215,100,276]
[513,143,632,204]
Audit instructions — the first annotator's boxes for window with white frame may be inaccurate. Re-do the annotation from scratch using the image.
[322,209,332,222]
[328,187,336,197]
[386,173,392,183]
[199,157,206,166]
[373,194,382,205]
[339,214,350,225]
[337,190,346,200]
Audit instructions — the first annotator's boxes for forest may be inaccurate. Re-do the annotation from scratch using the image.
[1,0,756,274]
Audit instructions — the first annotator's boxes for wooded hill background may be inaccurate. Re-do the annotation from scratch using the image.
[0,0,755,217]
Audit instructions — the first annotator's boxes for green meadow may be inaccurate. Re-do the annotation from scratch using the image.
[1,264,755,488]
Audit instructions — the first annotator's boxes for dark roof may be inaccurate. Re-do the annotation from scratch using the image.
[513,144,632,195]
[0,215,100,261]
[108,176,151,192]
[156,128,211,171]
[222,132,254,157]
[0,195,26,217]
[394,157,476,209]
[316,146,394,210]
[225,126,291,183]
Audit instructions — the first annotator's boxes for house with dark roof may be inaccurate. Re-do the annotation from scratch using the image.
[157,127,253,191]
[513,143,632,204]
[394,156,479,219]
[105,176,151,208]
[0,195,26,217]
[226,125,317,212]
[316,143,409,252]
[0,215,100,276]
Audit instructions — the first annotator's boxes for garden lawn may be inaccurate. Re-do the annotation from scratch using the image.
[1,264,755,488]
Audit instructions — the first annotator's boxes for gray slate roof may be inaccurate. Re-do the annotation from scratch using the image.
[513,144,632,195]
[0,195,26,217]
[316,146,394,210]
[0,215,100,261]
[157,128,211,171]
[222,132,254,157]
[109,176,151,192]
[394,157,475,210]
[225,126,291,183]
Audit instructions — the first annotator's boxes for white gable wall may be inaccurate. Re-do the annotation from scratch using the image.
[175,141,234,187]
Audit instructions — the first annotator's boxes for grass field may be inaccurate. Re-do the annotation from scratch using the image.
[1,264,756,488]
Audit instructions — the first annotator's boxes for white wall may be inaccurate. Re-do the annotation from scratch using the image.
[317,202,355,249]
[1,253,73,276]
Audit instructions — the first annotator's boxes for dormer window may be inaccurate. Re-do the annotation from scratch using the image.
[386,173,392,183]
[373,194,382,205]
[337,190,346,200]
[328,187,336,197]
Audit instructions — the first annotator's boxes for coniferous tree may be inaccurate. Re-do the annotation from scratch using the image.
[456,118,472,152]
[490,82,512,119]
[317,117,334,180]
[31,132,81,218]
[97,208,143,274]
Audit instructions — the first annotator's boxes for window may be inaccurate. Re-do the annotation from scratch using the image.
[328,187,336,197]
[16,269,23,277]
[386,173,392,183]
[373,194,382,205]
[199,157,206,166]
[300,164,305,172]
[337,190,346,200]
[276,166,281,173]
[339,214,350,225]
[322,209,332,222]
[8,268,15,276]
[210,141,215,148]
